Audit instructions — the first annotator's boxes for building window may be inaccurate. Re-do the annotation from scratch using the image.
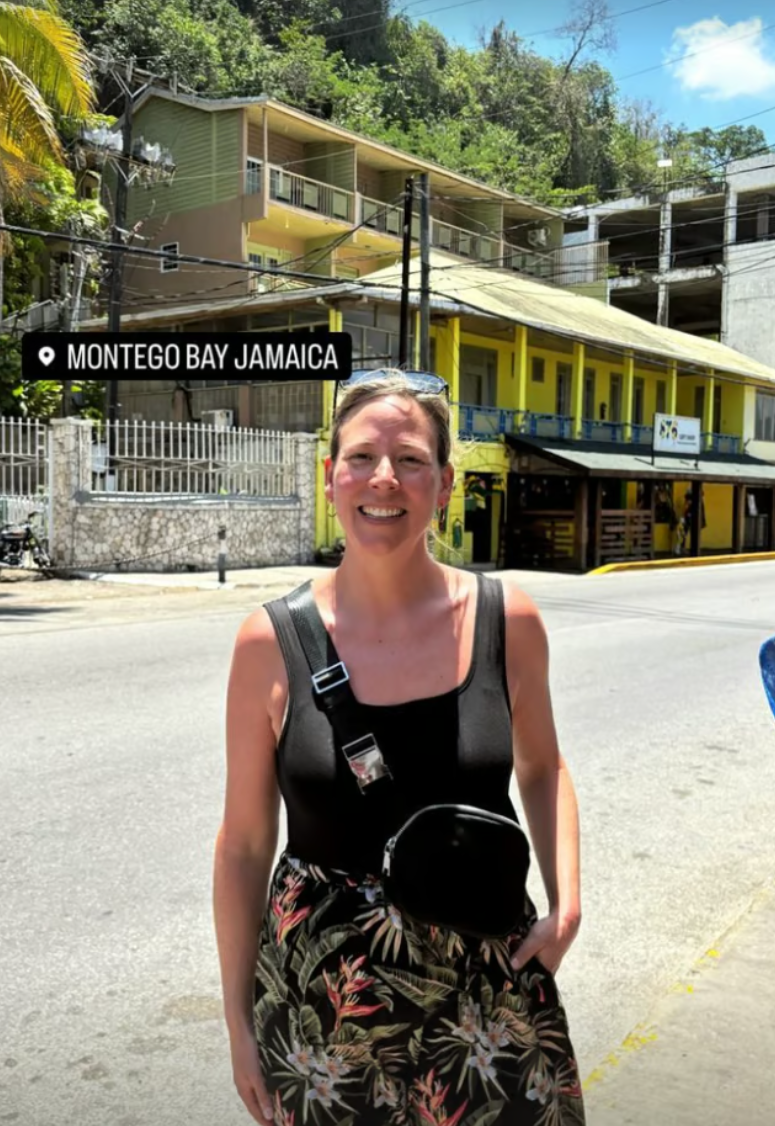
[583,367,596,420]
[342,304,414,369]
[694,385,705,423]
[713,384,722,433]
[656,380,666,415]
[160,242,180,273]
[755,391,775,441]
[633,377,645,425]
[531,356,545,383]
[460,345,497,407]
[556,362,572,416]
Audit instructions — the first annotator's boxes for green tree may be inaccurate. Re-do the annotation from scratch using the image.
[0,0,94,321]
[1,162,107,323]
[684,125,768,175]
[96,0,272,95]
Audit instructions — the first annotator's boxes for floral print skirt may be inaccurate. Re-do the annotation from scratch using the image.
[254,851,585,1126]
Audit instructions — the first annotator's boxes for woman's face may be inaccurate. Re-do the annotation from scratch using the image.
[325,394,453,555]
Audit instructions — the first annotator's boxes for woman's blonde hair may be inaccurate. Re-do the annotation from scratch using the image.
[330,369,452,466]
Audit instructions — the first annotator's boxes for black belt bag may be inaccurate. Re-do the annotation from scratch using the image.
[286,583,530,941]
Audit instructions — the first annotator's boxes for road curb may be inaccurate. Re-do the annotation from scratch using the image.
[589,551,775,575]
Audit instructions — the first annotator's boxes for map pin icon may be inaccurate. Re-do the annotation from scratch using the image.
[38,346,55,367]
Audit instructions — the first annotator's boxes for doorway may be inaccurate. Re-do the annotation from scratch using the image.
[464,472,500,564]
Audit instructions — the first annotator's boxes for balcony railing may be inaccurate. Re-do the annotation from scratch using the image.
[457,407,743,453]
[456,405,572,441]
[360,198,503,262]
[704,432,740,454]
[245,159,355,222]
[247,168,607,286]
[432,218,503,262]
[581,420,625,442]
[505,241,609,286]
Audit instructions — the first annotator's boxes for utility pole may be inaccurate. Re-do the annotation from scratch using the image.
[106,58,134,423]
[398,177,414,368]
[418,172,431,371]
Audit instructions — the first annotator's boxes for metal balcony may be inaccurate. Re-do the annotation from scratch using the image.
[245,159,355,222]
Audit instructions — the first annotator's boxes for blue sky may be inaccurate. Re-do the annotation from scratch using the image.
[404,0,775,138]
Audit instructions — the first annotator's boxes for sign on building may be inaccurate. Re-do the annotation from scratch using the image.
[653,413,701,455]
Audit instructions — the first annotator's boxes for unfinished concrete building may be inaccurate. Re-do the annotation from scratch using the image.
[564,153,775,369]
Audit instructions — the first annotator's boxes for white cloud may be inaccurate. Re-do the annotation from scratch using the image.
[667,16,775,100]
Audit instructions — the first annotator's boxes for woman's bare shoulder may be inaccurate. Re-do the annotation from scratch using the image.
[497,574,545,627]
[496,575,550,670]
[231,603,288,689]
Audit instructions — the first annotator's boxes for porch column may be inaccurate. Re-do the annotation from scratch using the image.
[733,484,746,554]
[703,369,715,450]
[571,340,585,439]
[436,316,461,434]
[261,108,270,212]
[574,476,590,570]
[623,350,635,441]
[514,324,528,416]
[667,360,678,415]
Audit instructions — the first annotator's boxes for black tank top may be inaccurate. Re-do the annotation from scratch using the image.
[264,573,517,874]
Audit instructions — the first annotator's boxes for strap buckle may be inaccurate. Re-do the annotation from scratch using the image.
[311,662,349,695]
[341,733,393,793]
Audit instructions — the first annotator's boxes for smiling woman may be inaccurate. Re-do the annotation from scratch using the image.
[214,368,585,1126]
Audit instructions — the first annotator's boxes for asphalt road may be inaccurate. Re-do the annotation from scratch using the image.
[2,563,775,1125]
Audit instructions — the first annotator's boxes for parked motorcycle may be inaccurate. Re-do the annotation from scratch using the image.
[0,512,52,571]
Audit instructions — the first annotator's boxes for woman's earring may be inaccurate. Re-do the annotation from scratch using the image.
[327,503,337,518]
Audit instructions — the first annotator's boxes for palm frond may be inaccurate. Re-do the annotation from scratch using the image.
[0,2,93,119]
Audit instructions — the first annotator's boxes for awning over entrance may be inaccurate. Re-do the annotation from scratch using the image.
[501,434,775,572]
[504,435,775,487]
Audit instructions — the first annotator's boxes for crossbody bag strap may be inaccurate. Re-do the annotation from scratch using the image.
[285,582,394,794]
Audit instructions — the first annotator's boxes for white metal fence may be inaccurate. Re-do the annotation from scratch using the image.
[0,418,49,528]
[91,420,297,498]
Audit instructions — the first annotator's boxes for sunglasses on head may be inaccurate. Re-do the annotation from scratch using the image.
[332,368,449,418]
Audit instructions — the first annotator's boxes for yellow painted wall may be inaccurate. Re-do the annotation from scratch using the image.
[676,375,704,419]
[703,484,733,550]
[433,440,508,565]
[504,347,673,424]
[724,382,746,437]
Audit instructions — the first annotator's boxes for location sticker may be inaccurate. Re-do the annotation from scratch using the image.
[38,346,55,367]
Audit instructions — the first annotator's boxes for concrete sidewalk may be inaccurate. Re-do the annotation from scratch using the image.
[67,563,580,591]
[582,880,775,1124]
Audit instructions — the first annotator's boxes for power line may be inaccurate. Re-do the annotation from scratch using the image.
[0,223,351,284]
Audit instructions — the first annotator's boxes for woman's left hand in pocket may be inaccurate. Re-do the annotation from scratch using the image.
[510,908,580,975]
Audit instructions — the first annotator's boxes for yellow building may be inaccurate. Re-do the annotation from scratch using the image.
[104,246,775,571]
[89,90,775,570]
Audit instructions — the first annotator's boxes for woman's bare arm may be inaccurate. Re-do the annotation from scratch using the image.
[213,606,285,1039]
[503,580,581,969]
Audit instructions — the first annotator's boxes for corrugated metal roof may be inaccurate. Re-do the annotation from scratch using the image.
[359,251,775,387]
[506,436,775,483]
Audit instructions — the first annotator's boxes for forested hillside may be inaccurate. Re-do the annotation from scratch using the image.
[61,0,767,206]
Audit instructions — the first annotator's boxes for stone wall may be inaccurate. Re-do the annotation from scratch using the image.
[49,419,317,572]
